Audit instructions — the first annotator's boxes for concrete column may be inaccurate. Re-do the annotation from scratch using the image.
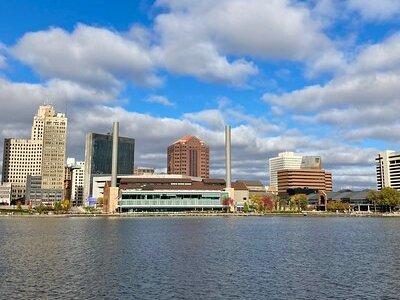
[111,122,119,188]
[225,125,231,189]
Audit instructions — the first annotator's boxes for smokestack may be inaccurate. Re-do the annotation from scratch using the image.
[225,125,231,189]
[111,122,119,187]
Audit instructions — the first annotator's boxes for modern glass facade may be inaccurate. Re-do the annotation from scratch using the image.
[119,191,227,209]
[90,133,135,175]
[83,133,135,199]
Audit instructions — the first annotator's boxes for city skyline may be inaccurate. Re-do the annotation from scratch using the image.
[1,1,400,189]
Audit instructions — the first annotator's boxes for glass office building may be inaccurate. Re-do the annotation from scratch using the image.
[83,133,135,199]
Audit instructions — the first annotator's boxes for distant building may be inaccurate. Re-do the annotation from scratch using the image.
[308,190,373,211]
[83,132,135,200]
[0,182,12,205]
[237,180,267,197]
[277,169,332,195]
[301,156,322,169]
[133,167,155,176]
[71,162,85,205]
[65,159,85,205]
[26,175,63,205]
[93,174,248,211]
[268,152,303,191]
[375,150,400,191]
[2,105,67,202]
[167,136,209,178]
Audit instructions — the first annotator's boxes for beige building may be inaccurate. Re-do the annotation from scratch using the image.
[268,152,303,191]
[167,136,210,178]
[2,105,67,201]
[375,150,400,191]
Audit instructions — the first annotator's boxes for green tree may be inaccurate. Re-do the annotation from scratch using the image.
[380,187,400,212]
[16,202,22,214]
[97,197,104,207]
[278,196,289,211]
[53,201,62,214]
[36,203,45,214]
[367,190,381,212]
[243,202,250,213]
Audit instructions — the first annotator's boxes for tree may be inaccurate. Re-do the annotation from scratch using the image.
[36,203,45,214]
[97,197,104,207]
[380,187,400,212]
[290,194,309,212]
[327,201,350,212]
[61,199,71,213]
[53,201,62,213]
[221,196,234,212]
[367,190,381,212]
[278,196,289,211]
[243,202,250,213]
[16,202,22,214]
[250,195,275,213]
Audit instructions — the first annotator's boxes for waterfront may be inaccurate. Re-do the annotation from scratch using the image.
[1,217,400,299]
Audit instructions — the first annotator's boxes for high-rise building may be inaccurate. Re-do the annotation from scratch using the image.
[375,150,400,191]
[268,152,303,190]
[83,132,135,200]
[40,109,67,190]
[2,105,67,201]
[71,161,85,205]
[167,136,209,178]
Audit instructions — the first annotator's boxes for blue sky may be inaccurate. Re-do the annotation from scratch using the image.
[1,0,400,189]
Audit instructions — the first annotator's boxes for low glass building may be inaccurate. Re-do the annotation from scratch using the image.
[119,190,227,211]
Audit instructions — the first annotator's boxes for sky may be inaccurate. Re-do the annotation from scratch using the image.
[1,0,400,190]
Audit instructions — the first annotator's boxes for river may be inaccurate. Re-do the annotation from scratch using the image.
[0,216,399,299]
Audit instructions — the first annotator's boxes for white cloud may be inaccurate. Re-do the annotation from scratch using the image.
[263,31,400,143]
[145,95,174,106]
[11,24,161,89]
[154,0,344,81]
[347,0,400,20]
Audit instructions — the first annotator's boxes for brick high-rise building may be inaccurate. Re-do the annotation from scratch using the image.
[167,136,209,178]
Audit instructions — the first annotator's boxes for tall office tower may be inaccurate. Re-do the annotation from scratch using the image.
[376,150,400,190]
[2,105,67,201]
[40,109,67,190]
[167,136,210,178]
[83,133,135,200]
[268,152,303,191]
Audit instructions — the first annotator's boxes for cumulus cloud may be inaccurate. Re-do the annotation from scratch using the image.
[347,0,400,20]
[153,0,344,81]
[11,24,161,89]
[264,31,400,143]
[145,95,174,106]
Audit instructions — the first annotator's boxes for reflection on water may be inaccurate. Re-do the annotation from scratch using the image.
[1,217,400,299]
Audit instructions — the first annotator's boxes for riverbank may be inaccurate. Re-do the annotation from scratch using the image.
[2,211,400,218]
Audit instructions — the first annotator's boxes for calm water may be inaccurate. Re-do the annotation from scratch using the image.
[0,216,399,299]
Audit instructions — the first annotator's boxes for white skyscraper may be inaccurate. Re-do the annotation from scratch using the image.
[268,152,303,190]
[376,150,400,190]
[71,161,85,205]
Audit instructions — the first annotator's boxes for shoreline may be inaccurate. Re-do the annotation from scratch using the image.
[1,212,400,218]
